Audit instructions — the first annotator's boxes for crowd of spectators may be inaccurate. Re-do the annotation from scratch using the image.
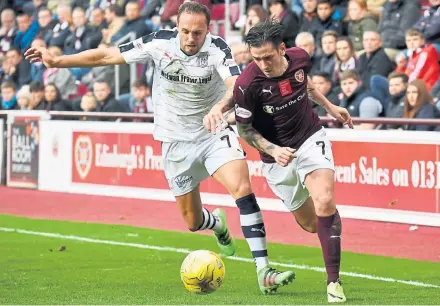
[0,0,439,131]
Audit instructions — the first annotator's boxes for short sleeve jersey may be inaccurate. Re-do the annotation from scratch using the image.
[234,47,321,163]
[119,29,241,142]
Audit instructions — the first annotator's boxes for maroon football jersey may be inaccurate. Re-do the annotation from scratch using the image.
[234,47,321,163]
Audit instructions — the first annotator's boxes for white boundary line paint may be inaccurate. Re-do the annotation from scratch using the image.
[1,227,439,289]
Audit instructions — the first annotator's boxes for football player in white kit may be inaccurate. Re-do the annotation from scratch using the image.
[25,2,295,295]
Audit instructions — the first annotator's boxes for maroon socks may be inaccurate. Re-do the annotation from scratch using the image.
[317,210,342,284]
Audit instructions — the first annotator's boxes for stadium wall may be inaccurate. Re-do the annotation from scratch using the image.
[31,119,440,227]
[0,119,3,184]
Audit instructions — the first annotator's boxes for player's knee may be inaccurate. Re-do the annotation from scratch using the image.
[313,191,335,216]
[230,181,253,199]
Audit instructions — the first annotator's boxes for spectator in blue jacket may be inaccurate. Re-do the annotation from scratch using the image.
[14,13,40,52]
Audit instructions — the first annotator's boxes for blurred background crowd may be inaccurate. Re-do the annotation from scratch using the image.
[0,0,439,130]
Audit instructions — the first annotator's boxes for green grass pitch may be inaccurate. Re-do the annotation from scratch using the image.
[0,215,439,305]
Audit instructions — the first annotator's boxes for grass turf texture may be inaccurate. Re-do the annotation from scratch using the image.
[0,215,439,305]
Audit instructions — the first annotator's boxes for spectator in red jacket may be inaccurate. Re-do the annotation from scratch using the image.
[396,28,439,91]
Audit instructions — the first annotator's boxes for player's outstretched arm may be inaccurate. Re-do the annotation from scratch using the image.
[24,46,125,68]
[307,77,353,128]
[237,122,295,167]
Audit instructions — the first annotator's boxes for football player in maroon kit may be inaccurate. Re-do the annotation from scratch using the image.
[233,19,353,303]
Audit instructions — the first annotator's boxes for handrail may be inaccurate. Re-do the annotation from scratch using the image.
[318,117,440,126]
[112,32,137,99]
[1,110,440,126]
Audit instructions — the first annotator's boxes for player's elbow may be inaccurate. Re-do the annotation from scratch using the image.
[99,47,125,66]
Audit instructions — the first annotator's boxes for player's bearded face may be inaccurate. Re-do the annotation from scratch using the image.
[250,43,286,78]
[177,13,209,56]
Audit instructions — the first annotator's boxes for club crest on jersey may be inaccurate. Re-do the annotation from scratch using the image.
[198,53,209,67]
[263,105,275,114]
[295,69,305,83]
[74,135,93,180]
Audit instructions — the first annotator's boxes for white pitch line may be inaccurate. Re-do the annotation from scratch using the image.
[1,227,439,289]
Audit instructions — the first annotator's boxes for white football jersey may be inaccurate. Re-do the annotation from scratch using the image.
[119,29,240,142]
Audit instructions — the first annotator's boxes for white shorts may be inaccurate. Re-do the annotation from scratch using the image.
[162,127,245,196]
[262,128,335,211]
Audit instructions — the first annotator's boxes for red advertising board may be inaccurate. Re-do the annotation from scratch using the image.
[72,131,440,213]
[332,142,440,213]
[72,132,168,189]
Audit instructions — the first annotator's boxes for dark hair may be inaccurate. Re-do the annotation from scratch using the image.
[404,80,433,118]
[132,78,149,88]
[335,36,355,61]
[388,71,409,83]
[1,81,16,91]
[312,72,332,82]
[317,0,333,6]
[106,4,121,16]
[45,83,62,102]
[268,0,286,6]
[322,30,338,41]
[340,69,360,82]
[29,81,45,92]
[37,6,51,14]
[244,19,284,49]
[177,2,211,26]
[17,13,30,19]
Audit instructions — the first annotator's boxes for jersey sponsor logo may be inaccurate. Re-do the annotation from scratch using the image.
[262,92,306,114]
[262,86,273,95]
[235,104,252,118]
[160,70,212,84]
[74,135,93,180]
[263,105,275,114]
[295,69,305,83]
[278,79,293,96]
